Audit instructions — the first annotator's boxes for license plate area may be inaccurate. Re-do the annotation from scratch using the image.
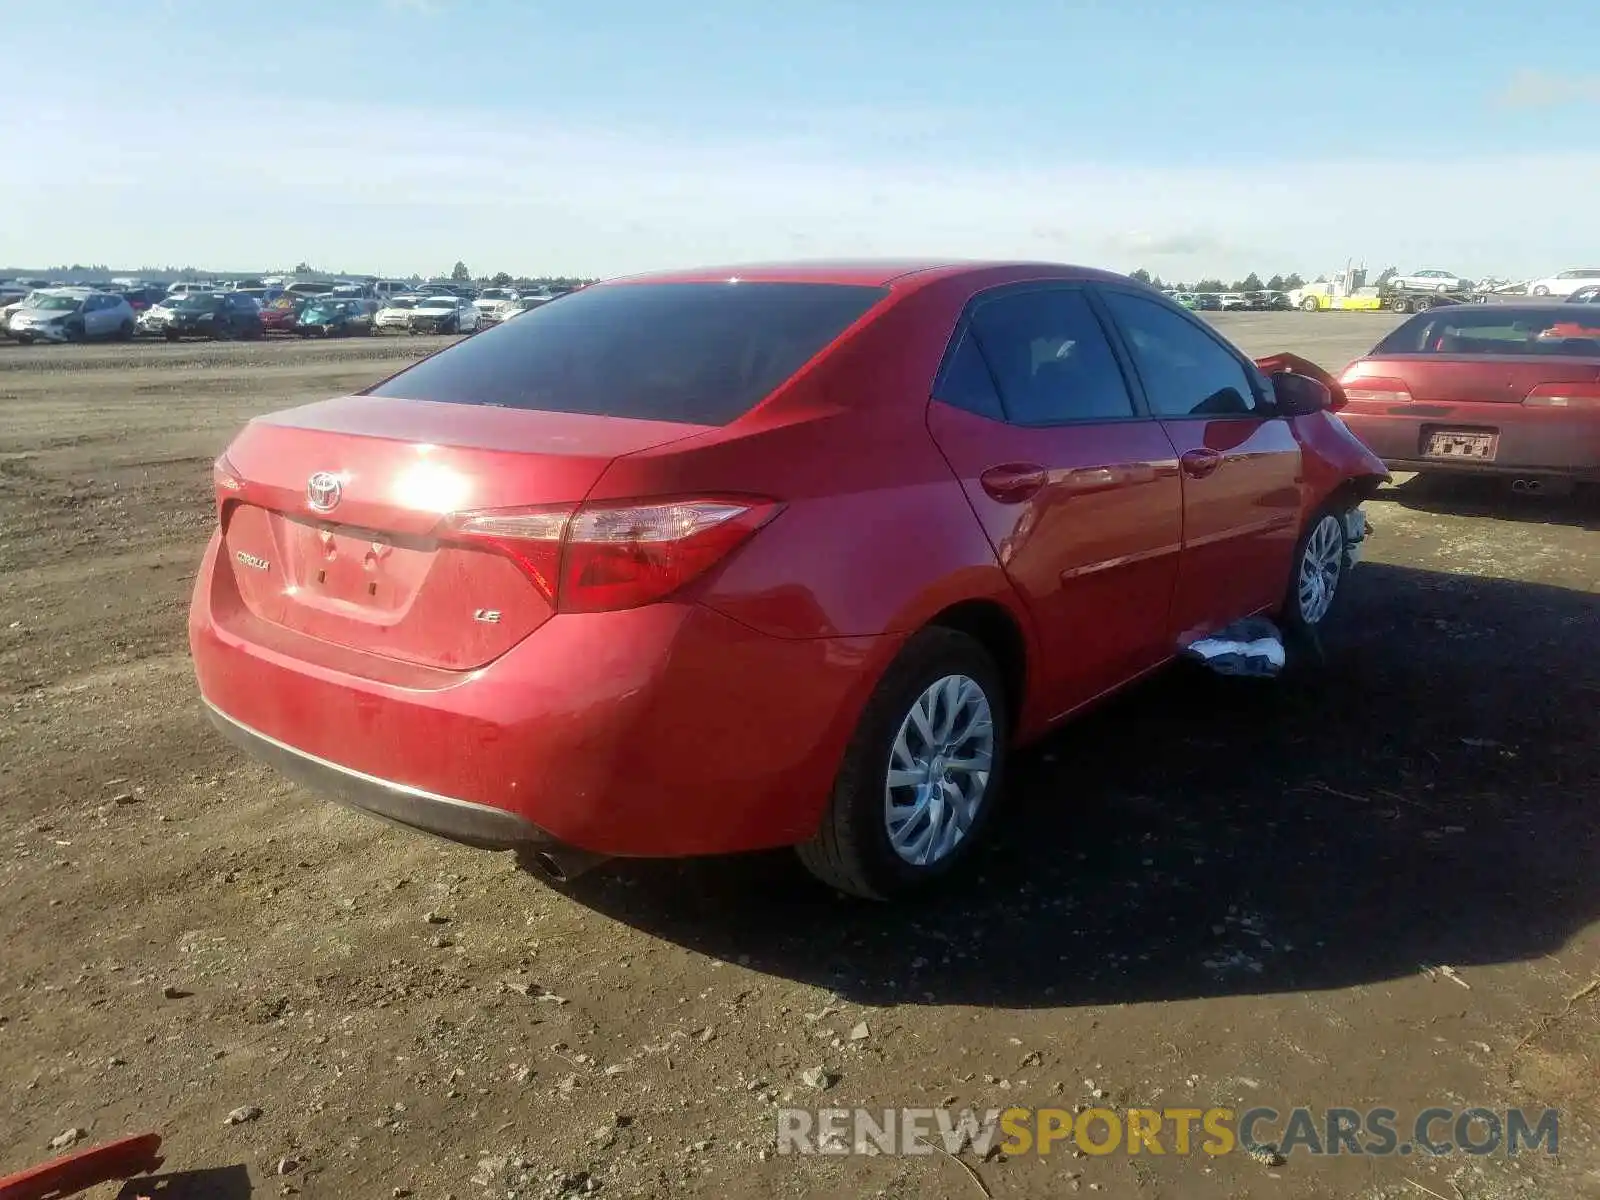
[284,517,433,615]
[1422,428,1497,461]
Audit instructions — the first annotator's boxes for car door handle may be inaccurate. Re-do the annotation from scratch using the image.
[979,463,1047,503]
[1179,448,1223,478]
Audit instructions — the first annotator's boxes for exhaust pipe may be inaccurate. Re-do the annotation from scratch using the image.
[1511,478,1543,494]
[518,844,612,883]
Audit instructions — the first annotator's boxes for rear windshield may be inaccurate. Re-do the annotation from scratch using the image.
[367,281,888,425]
[1372,308,1600,357]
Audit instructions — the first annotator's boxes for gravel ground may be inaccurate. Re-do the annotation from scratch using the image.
[1,317,1597,1199]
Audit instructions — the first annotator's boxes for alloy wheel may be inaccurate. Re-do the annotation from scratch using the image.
[1297,514,1345,625]
[883,675,995,867]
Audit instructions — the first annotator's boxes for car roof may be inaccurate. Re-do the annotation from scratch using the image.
[598,259,1128,290]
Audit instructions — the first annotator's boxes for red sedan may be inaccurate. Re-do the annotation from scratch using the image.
[1338,304,1600,484]
[259,295,304,335]
[189,261,1386,899]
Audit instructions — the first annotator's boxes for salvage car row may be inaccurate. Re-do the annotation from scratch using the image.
[0,279,568,344]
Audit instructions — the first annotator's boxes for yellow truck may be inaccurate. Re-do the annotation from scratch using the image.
[1287,265,1386,312]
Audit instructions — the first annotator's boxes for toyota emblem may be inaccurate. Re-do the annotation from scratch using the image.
[306,471,343,512]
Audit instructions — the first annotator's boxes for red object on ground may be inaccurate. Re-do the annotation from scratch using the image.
[0,1133,163,1200]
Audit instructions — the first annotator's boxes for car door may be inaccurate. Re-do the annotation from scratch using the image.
[927,284,1185,721]
[1095,285,1302,642]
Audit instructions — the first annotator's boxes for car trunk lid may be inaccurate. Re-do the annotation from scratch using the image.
[1351,355,1600,405]
[215,395,709,670]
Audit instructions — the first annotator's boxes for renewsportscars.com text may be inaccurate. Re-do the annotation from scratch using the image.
[776,1105,1560,1158]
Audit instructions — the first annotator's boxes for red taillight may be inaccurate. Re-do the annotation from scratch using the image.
[1339,375,1413,405]
[1524,381,1600,409]
[444,496,782,612]
[445,506,572,602]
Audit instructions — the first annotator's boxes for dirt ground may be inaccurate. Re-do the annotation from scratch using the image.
[2,315,1597,1199]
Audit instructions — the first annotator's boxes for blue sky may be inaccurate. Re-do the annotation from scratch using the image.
[3,0,1596,280]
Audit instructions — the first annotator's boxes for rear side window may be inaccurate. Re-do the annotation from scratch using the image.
[368,282,887,425]
[966,288,1136,424]
[1372,309,1600,356]
[932,326,1005,420]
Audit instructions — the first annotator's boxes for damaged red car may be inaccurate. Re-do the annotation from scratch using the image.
[1338,304,1600,486]
[189,262,1387,900]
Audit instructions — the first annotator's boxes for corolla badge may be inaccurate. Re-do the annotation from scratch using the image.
[306,471,343,512]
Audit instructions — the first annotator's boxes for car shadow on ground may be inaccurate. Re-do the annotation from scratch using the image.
[1387,473,1600,532]
[112,1163,253,1198]
[558,563,1600,1009]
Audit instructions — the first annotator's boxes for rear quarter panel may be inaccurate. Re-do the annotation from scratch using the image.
[591,280,1032,641]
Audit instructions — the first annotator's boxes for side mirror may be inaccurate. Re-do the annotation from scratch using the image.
[1271,370,1332,416]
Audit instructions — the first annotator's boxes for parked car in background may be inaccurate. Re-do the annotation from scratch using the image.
[296,297,376,337]
[406,294,480,334]
[141,291,264,341]
[234,286,285,306]
[118,286,169,315]
[472,287,518,317]
[1390,269,1473,293]
[1192,294,1222,311]
[374,296,420,332]
[477,295,549,327]
[1338,304,1600,486]
[189,259,1386,899]
[258,294,305,335]
[1527,268,1600,298]
[167,281,219,297]
[7,288,135,344]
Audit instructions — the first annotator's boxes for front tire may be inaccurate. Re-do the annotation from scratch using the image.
[796,628,1008,900]
[1532,285,1551,297]
[1300,296,1319,312]
[1281,507,1352,637]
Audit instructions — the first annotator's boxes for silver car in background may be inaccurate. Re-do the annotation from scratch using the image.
[6,288,136,344]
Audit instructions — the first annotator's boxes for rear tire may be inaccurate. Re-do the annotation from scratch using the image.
[795,628,1009,900]
[1300,297,1319,312]
[117,320,134,341]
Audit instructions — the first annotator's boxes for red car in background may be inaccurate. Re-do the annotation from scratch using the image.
[259,294,305,335]
[189,261,1386,900]
[1339,305,1600,486]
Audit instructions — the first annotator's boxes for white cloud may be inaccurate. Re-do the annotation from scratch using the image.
[1493,69,1600,108]
[3,95,1598,281]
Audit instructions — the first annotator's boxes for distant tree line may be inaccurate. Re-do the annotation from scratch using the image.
[1129,268,1309,293]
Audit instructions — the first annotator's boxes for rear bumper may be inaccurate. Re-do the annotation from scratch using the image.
[1340,409,1600,480]
[189,532,898,858]
[204,701,544,849]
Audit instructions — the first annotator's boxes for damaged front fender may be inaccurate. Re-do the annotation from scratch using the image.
[1256,350,1390,507]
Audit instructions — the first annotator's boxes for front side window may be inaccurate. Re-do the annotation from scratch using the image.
[1098,290,1259,417]
[965,288,1136,424]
